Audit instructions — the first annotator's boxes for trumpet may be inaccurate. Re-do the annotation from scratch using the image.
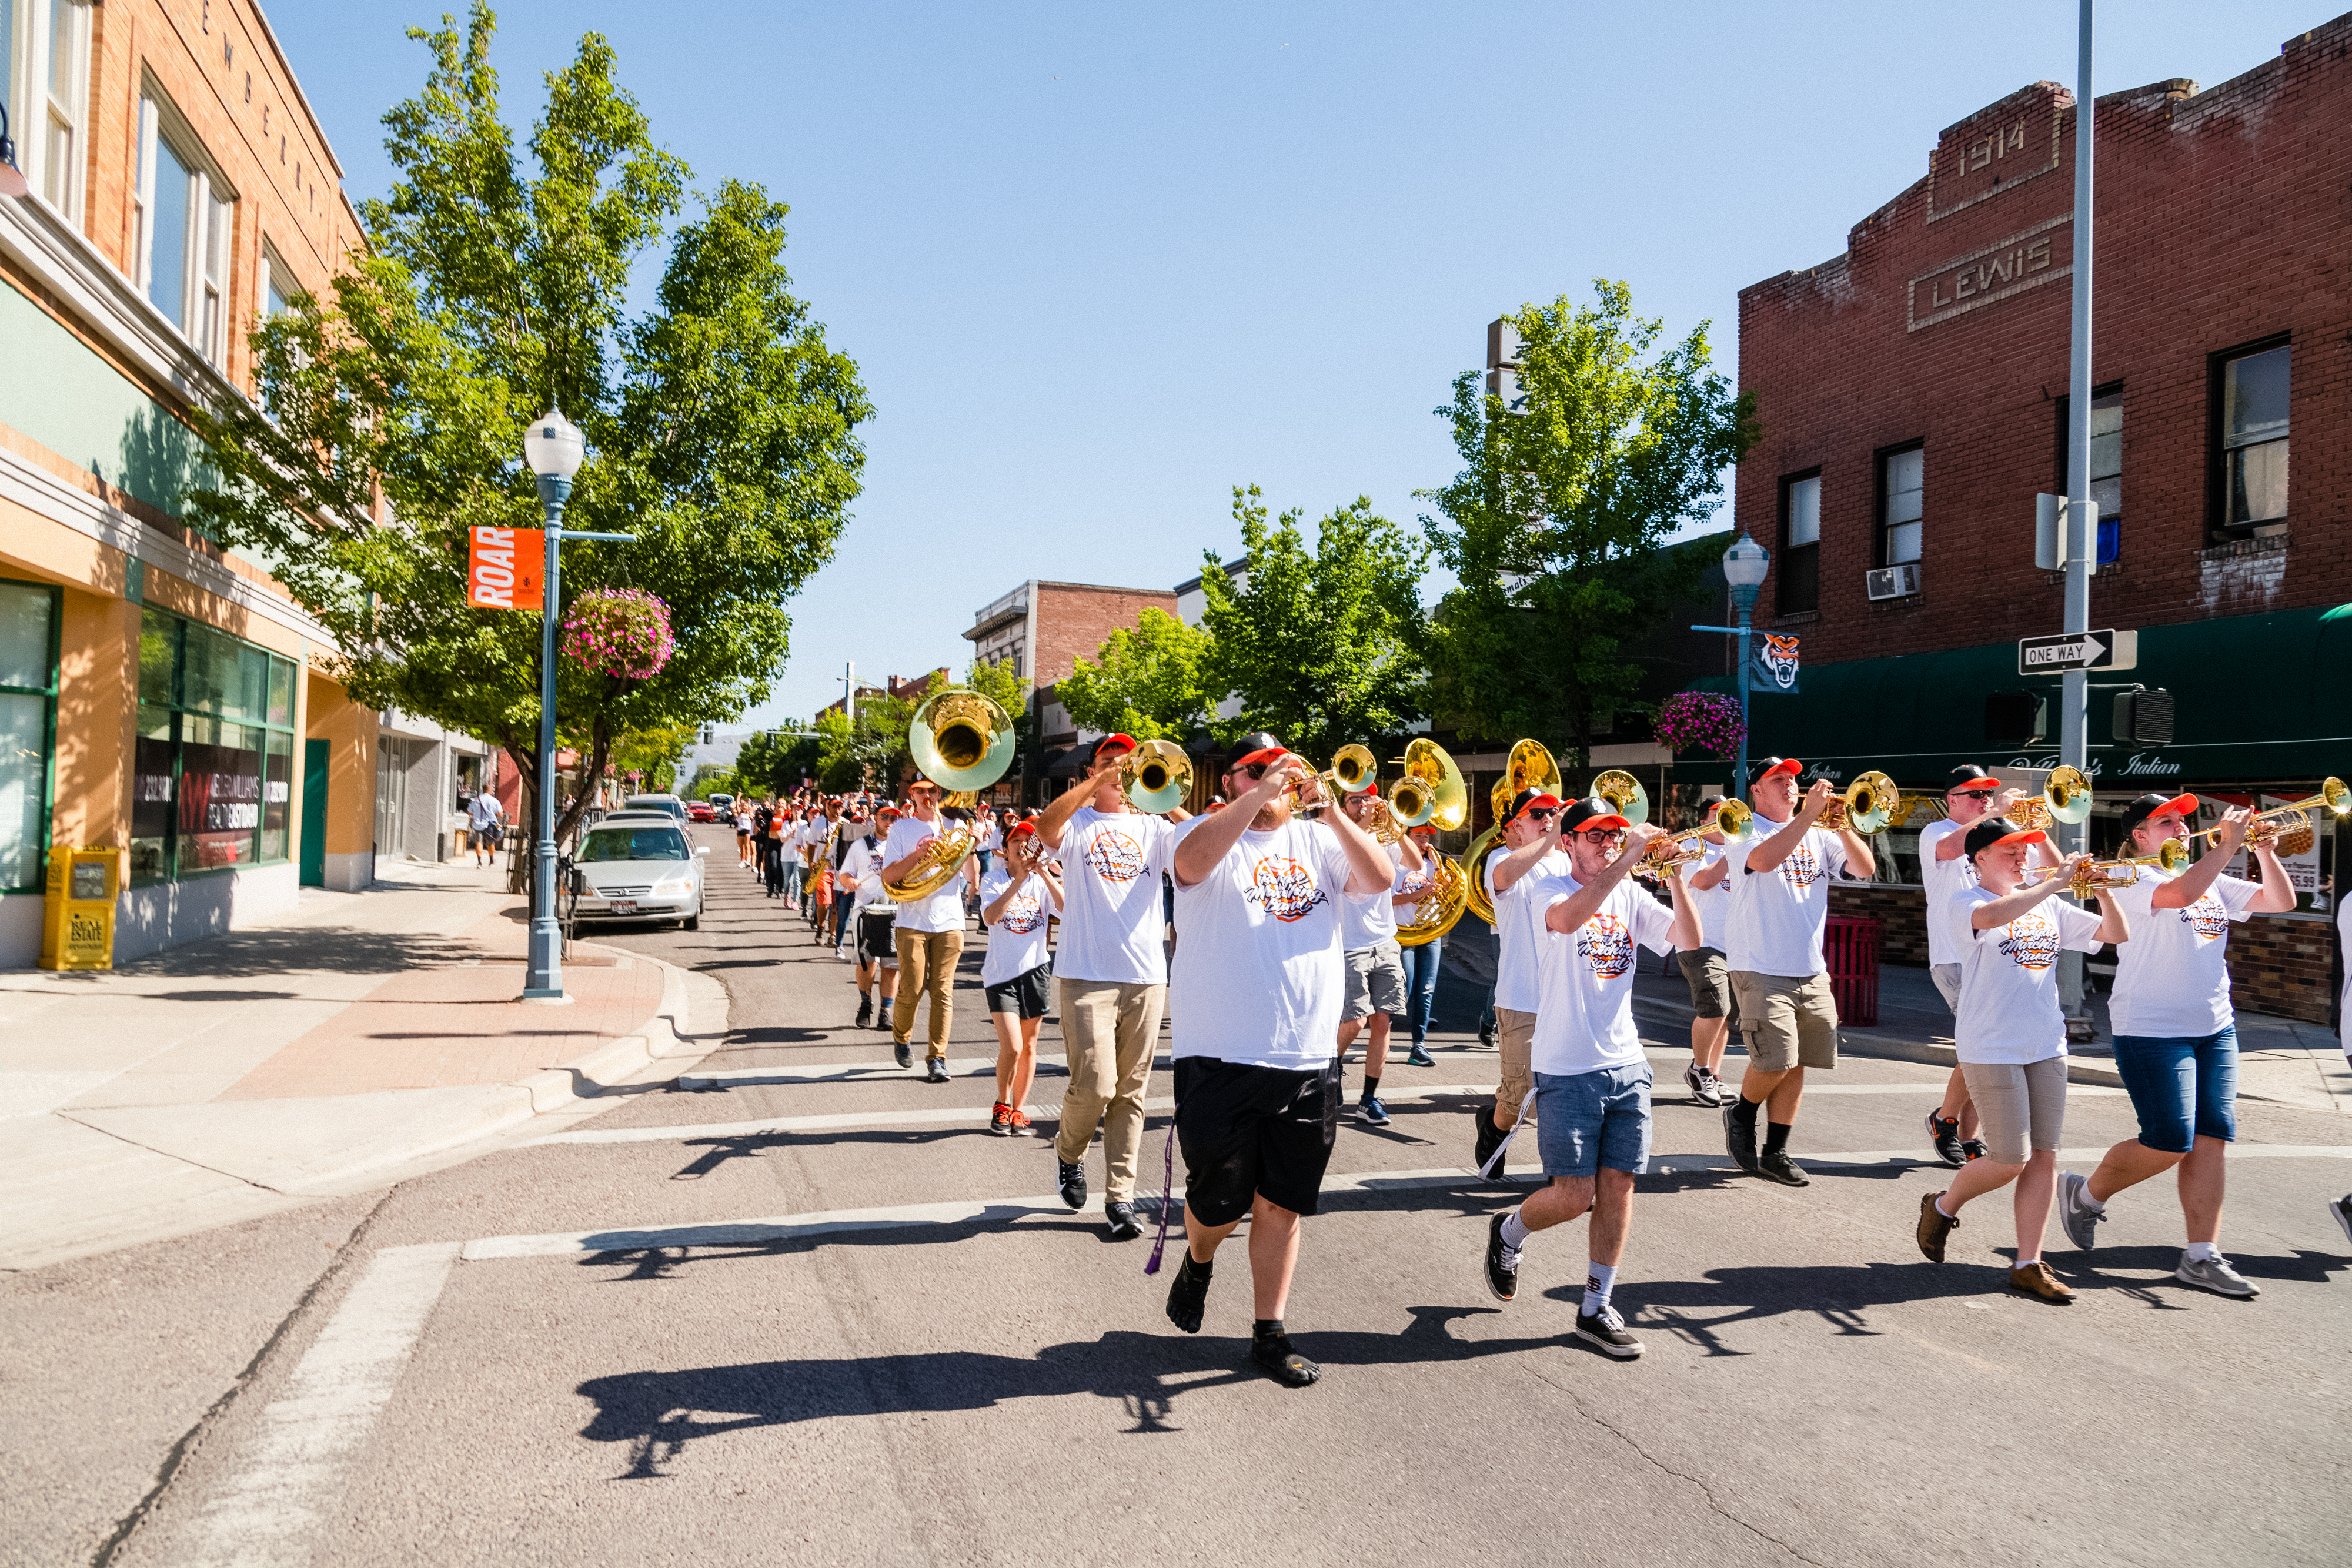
[1287,744,1378,814]
[2184,777,2348,854]
[1817,770,1900,835]
[1634,799,1755,875]
[2011,764,2094,833]
[1122,738,1193,814]
[2024,840,2188,898]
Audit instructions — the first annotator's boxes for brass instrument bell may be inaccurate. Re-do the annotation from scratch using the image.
[1123,738,1193,814]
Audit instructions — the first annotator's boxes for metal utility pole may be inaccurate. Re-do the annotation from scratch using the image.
[842,660,856,730]
[2059,0,2096,1029]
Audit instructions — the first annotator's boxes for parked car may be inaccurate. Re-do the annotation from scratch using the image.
[686,801,717,823]
[569,821,707,930]
[621,793,689,824]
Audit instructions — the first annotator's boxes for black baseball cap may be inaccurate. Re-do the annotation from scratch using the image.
[1560,797,1629,834]
[1747,755,1802,786]
[2119,791,2199,838]
[1230,732,1287,771]
[1964,817,2046,859]
[1947,765,2004,795]
[1508,787,1566,824]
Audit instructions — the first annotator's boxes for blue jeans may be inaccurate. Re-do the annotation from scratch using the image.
[1532,1062,1653,1178]
[1402,938,1442,1044]
[832,893,854,948]
[780,858,804,904]
[2113,1025,2239,1154]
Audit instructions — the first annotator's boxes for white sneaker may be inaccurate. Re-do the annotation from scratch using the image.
[2174,1253,2259,1298]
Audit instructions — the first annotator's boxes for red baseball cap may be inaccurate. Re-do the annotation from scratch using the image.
[1005,820,1037,841]
[1230,731,1289,773]
[1094,733,1137,761]
[877,805,902,821]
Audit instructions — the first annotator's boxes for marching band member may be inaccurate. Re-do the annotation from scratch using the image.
[2056,797,2293,1296]
[1334,785,1425,1124]
[1161,735,1392,1387]
[1678,817,1734,1106]
[1395,821,1446,1064]
[1919,767,2033,1164]
[1915,820,2127,1302]
[838,807,899,1032]
[980,821,1063,1138]
[878,780,983,1081]
[1481,800,1697,1360]
[1471,789,1572,1177]
[1036,735,1190,1241]
[1722,758,1874,1186]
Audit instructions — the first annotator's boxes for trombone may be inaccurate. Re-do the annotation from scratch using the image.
[1818,770,1900,835]
[2025,839,2188,898]
[2010,764,2094,833]
[2183,777,2348,850]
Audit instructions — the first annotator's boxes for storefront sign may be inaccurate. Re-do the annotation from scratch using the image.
[1907,213,2070,333]
[467,527,544,610]
[2002,753,2183,780]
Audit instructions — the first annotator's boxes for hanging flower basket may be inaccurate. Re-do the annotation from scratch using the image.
[563,588,674,680]
[1653,689,1744,758]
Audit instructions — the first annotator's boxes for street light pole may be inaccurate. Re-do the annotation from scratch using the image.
[520,409,636,1002]
[2058,0,2097,1031]
[1694,531,1773,800]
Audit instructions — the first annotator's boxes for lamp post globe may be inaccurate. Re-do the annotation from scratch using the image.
[522,406,583,1001]
[1720,531,1771,796]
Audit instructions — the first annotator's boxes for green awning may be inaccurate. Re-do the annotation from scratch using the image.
[1682,604,2352,792]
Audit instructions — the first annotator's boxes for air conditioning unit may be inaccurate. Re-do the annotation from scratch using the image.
[1865,563,1921,600]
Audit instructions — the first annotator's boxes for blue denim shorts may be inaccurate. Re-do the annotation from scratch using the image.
[1532,1061,1653,1179]
[2113,1026,2239,1154]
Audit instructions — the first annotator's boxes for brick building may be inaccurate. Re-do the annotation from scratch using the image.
[1726,13,2352,1019]
[0,0,393,964]
[964,579,1178,803]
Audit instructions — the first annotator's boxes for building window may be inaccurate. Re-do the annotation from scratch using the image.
[131,609,297,884]
[133,95,236,366]
[0,580,62,893]
[1877,444,1923,567]
[1778,471,1820,614]
[2216,341,2288,537]
[2054,384,2123,563]
[8,0,91,220]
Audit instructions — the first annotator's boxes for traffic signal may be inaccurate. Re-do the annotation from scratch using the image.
[1984,690,2046,747]
[2112,687,2174,747]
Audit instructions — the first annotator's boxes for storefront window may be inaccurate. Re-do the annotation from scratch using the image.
[131,609,299,883]
[0,581,62,891]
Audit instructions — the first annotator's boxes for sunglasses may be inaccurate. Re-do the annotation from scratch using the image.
[1525,807,1562,821]
[1235,763,1269,780]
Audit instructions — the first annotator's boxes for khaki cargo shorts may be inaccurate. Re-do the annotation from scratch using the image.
[1729,969,1839,1072]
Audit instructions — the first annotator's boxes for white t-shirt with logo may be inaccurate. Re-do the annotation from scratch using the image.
[1488,846,1571,1014]
[1726,823,1851,978]
[1532,874,1679,1076]
[1919,818,1979,968]
[838,836,891,914]
[980,867,1053,985]
[1168,817,1368,1071]
[1946,886,2106,1064]
[1053,806,1175,985]
[2106,869,2261,1038]
[1340,840,1407,950]
[1688,839,1732,952]
[883,814,969,934]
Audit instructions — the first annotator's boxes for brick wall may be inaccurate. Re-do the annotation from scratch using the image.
[1033,582,1179,687]
[1829,882,1933,965]
[1735,17,2352,667]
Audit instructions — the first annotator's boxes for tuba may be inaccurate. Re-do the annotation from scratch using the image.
[1389,738,1468,834]
[1397,854,1470,948]
[1588,768,1651,827]
[1459,740,1560,927]
[887,689,1015,902]
[1123,738,1194,814]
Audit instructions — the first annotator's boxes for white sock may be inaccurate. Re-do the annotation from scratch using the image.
[2077,1178,2106,1213]
[1499,1208,1531,1253]
[2015,1255,2040,1268]
[1934,1194,1956,1220]
[2186,1241,2220,1262]
[1582,1261,1618,1317]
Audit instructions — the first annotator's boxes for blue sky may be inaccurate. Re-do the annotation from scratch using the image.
[266,1,2326,727]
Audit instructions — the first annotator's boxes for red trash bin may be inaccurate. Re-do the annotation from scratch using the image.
[1824,914,1880,1027]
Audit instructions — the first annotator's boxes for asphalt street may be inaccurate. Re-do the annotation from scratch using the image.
[16,823,2351,1567]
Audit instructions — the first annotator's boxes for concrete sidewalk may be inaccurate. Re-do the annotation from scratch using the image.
[0,860,723,1272]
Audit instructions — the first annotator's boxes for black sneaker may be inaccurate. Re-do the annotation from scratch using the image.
[1057,1159,1087,1211]
[892,1037,911,1069]
[1358,1094,1391,1126]
[854,995,873,1028]
[1723,1102,1762,1176]
[1478,1021,1495,1049]
[1165,1251,1211,1333]
[1482,1212,1519,1302]
[1926,1111,1965,1168]
[926,1055,949,1084]
[1756,1148,1810,1187]
[1406,1044,1436,1068]
[1104,1201,1142,1241]
[1961,1138,1987,1163]
[1573,1305,1643,1359]
[1250,1327,1321,1386]
[1472,1102,1506,1176]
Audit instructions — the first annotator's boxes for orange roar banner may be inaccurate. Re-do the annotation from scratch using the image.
[467,527,544,610]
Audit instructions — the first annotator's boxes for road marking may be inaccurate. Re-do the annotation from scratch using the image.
[460,1145,2352,1261]
[181,1241,459,1568]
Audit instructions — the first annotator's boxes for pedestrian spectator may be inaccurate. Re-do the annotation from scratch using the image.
[467,789,505,868]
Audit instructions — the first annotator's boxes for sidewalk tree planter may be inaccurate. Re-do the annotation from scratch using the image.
[182,7,871,851]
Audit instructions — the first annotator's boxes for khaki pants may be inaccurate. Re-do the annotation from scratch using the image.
[893,928,964,1057]
[1054,978,1166,1202]
[1729,969,1840,1071]
[1495,1007,1537,1126]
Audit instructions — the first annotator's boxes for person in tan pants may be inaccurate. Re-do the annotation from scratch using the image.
[879,780,979,1081]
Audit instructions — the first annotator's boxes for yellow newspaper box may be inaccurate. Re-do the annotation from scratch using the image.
[40,847,123,971]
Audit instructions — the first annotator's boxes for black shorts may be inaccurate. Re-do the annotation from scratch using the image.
[984,964,1051,1019]
[1173,1057,1341,1227]
[857,909,898,967]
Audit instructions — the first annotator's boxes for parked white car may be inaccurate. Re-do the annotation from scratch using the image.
[570,820,708,930]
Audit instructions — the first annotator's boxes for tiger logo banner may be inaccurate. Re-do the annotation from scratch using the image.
[1752,631,1801,693]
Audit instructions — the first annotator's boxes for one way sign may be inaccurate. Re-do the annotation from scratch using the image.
[2017,628,2137,675]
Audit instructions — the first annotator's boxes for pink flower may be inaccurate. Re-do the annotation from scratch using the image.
[562,589,674,680]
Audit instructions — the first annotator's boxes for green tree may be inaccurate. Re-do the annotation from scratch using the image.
[733,727,823,797]
[1418,280,1756,765]
[609,723,691,793]
[1057,607,1212,742]
[684,763,737,801]
[1196,486,1428,763]
[185,4,870,847]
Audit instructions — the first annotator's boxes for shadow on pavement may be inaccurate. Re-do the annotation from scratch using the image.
[100,928,479,979]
